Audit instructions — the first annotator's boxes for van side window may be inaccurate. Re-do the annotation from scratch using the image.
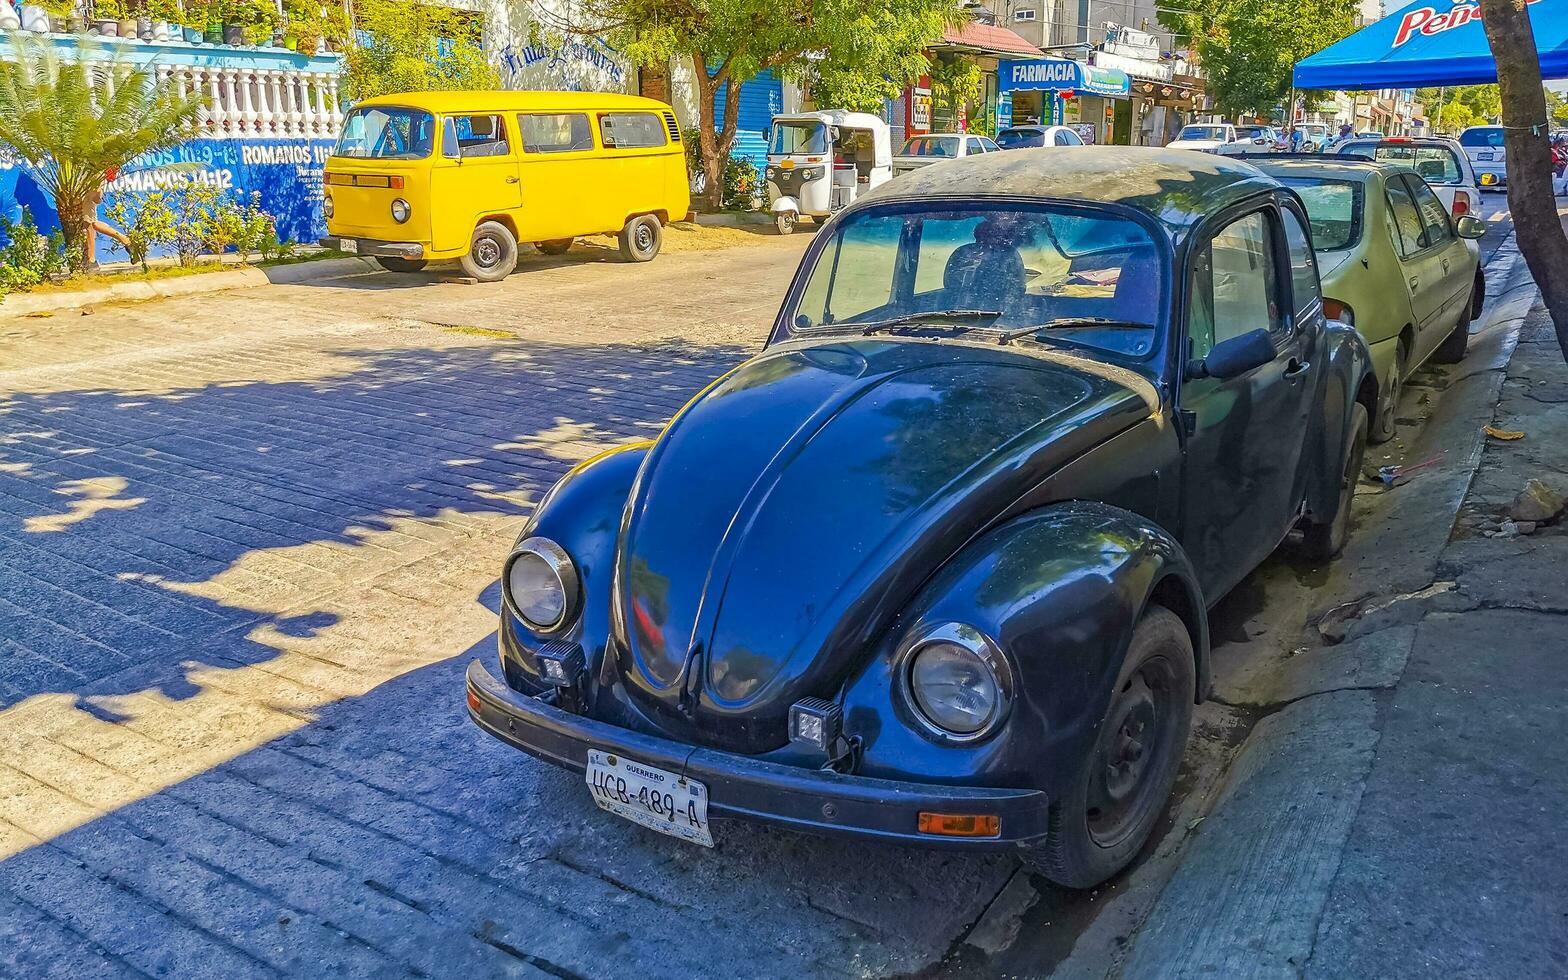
[453,115,509,157]
[520,113,595,153]
[599,112,667,149]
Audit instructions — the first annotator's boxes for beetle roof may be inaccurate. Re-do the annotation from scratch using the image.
[352,91,674,114]
[861,146,1283,234]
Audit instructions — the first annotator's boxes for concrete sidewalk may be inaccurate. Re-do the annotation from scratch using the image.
[1119,288,1568,977]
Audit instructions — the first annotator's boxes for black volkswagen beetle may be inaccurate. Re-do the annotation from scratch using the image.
[468,148,1375,888]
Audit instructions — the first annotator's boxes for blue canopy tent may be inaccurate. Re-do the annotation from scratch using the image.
[1294,0,1568,89]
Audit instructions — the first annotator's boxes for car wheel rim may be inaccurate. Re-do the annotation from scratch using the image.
[1087,660,1175,848]
[635,224,653,252]
[1381,358,1401,434]
[475,237,501,268]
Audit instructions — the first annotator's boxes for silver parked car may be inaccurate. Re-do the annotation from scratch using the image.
[893,133,1000,175]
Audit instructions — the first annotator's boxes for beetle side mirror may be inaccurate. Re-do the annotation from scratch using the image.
[1187,328,1276,381]
[1455,213,1486,239]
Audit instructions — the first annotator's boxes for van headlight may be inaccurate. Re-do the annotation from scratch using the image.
[322,194,334,218]
[391,198,410,223]
[899,623,1014,741]
[503,537,580,633]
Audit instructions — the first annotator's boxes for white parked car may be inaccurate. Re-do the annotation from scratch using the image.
[1459,124,1506,189]
[994,125,1086,149]
[1168,123,1237,152]
[1215,125,1282,155]
[892,133,1000,175]
[1334,135,1482,217]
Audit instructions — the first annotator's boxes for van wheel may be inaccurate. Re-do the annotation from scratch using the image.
[1019,605,1194,889]
[618,215,662,262]
[461,221,518,282]
[537,238,573,255]
[375,257,426,273]
[775,211,798,235]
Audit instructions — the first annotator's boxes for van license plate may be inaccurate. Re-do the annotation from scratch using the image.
[586,750,713,847]
[339,239,358,254]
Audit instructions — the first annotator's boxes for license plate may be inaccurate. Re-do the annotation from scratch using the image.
[338,238,358,254]
[586,750,713,847]
[1477,151,1494,161]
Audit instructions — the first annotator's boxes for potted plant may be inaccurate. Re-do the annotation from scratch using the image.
[91,0,121,34]
[17,2,51,31]
[149,0,178,38]
[178,0,203,40]
[40,0,75,31]
[1,3,23,30]
[237,0,275,46]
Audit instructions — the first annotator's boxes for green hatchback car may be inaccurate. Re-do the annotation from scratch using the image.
[1257,158,1486,442]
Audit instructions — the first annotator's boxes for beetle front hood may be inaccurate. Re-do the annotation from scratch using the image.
[611,338,1153,752]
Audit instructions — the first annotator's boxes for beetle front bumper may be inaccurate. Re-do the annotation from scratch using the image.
[466,661,1051,850]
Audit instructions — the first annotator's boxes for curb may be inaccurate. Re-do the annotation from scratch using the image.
[692,211,773,227]
[0,255,382,319]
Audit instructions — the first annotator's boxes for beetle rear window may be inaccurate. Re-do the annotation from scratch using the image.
[1277,177,1364,252]
[790,204,1165,358]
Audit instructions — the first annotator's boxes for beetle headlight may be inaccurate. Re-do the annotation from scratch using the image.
[900,624,1014,741]
[503,537,580,633]
[322,194,334,219]
[391,198,411,223]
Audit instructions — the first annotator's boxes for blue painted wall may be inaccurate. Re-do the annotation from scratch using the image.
[713,69,783,172]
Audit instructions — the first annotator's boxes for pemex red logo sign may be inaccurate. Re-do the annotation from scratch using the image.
[1393,0,1543,48]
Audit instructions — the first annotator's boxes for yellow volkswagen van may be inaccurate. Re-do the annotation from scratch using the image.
[321,91,691,280]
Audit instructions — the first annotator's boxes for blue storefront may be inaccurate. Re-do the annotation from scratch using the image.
[998,58,1130,142]
[712,69,785,174]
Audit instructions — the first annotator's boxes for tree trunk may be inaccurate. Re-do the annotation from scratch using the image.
[691,54,725,213]
[1478,0,1568,360]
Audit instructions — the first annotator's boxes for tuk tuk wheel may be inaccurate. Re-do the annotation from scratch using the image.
[374,257,426,273]
[461,221,518,282]
[618,215,662,262]
[775,211,798,235]
[537,238,573,255]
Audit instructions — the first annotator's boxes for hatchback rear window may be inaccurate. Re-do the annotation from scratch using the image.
[1460,128,1505,147]
[1340,142,1465,184]
[997,128,1045,148]
[1278,177,1364,252]
[900,136,961,157]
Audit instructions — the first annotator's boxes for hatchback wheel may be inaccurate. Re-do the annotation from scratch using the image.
[1020,605,1194,889]
[618,215,662,262]
[1370,342,1404,444]
[460,221,518,282]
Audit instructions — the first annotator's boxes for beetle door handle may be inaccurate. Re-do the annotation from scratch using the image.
[1284,358,1310,379]
[505,176,520,184]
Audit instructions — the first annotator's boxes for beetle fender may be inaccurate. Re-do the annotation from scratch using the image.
[1305,320,1374,524]
[498,442,650,689]
[843,501,1207,798]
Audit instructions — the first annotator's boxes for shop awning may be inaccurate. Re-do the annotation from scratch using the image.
[1293,0,1568,89]
[999,58,1131,96]
[938,22,1045,58]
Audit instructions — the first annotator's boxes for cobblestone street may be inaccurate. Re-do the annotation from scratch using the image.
[0,241,1019,978]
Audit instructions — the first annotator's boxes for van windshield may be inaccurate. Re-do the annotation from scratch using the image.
[335,107,437,160]
[771,122,829,155]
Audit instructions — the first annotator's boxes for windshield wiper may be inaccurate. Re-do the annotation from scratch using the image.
[998,317,1152,345]
[859,309,1003,336]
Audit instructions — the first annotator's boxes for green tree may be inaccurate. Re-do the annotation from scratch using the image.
[571,0,964,210]
[1416,84,1499,134]
[341,0,498,103]
[0,35,205,271]
[1162,0,1358,119]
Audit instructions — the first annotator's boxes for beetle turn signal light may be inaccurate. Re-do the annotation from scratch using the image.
[918,812,1001,838]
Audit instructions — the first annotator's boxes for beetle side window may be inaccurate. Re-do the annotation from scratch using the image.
[452,115,510,157]
[599,112,668,149]
[1384,178,1427,257]
[1189,211,1283,359]
[519,113,595,153]
[1406,176,1454,244]
[1281,208,1321,317]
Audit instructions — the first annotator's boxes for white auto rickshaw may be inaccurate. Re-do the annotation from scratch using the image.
[764,110,893,234]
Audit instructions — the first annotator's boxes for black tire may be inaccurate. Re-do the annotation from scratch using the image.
[1020,605,1195,889]
[1300,402,1369,561]
[460,221,518,282]
[1370,340,1404,444]
[537,238,573,255]
[374,257,427,273]
[1432,317,1470,364]
[618,215,662,262]
[1469,268,1486,322]
[775,211,798,235]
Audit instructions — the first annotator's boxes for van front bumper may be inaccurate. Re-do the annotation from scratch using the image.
[465,660,1051,849]
[319,236,424,258]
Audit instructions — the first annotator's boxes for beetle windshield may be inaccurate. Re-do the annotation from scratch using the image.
[334,106,436,160]
[1278,177,1364,252]
[789,204,1164,358]
[771,122,830,155]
